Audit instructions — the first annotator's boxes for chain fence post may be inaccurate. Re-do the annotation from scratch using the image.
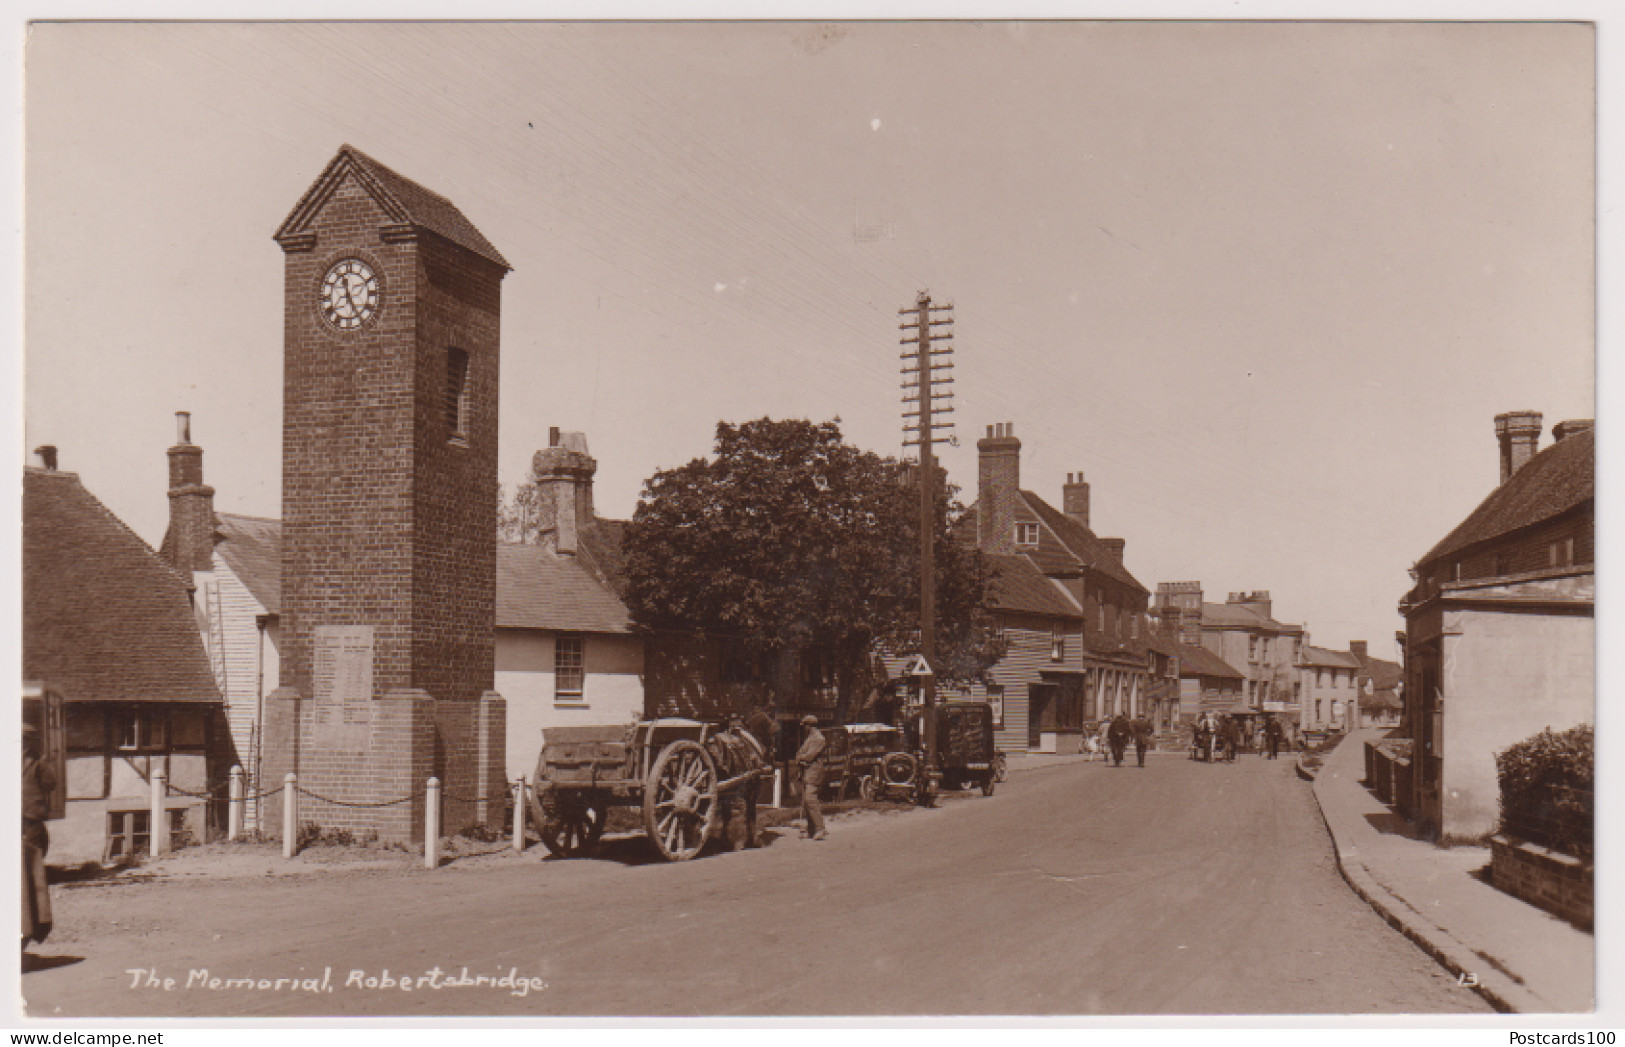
[282,773,298,859]
[150,768,169,856]
[511,778,526,852]
[425,777,441,870]
[228,766,244,841]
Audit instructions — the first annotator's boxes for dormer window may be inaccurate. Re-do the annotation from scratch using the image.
[1015,522,1039,547]
[1050,623,1065,662]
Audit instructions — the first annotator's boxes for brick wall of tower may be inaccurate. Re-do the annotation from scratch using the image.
[279,175,419,702]
[409,232,502,705]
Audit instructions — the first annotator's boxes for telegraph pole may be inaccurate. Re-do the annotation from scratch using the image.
[899,290,955,799]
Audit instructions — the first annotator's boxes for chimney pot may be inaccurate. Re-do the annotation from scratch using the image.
[176,411,192,445]
[32,445,57,471]
[549,426,561,448]
[1553,419,1594,442]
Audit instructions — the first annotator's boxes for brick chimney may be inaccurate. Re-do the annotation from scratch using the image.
[1349,640,1368,665]
[1495,411,1542,483]
[1063,472,1090,528]
[532,427,597,555]
[976,422,1021,555]
[160,412,216,574]
[1100,537,1125,563]
[1553,418,1593,442]
[31,445,57,471]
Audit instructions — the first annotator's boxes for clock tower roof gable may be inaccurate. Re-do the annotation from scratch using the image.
[274,144,511,271]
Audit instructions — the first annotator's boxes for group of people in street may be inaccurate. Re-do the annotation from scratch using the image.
[1083,714,1154,768]
[1190,711,1285,762]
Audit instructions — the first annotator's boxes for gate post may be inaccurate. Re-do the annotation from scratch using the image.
[228,766,244,841]
[150,769,169,856]
[512,779,526,852]
[282,773,298,859]
[425,777,441,869]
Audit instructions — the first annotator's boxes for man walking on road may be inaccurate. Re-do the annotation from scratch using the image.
[1107,714,1130,767]
[795,714,828,840]
[1131,715,1152,767]
[1264,715,1284,760]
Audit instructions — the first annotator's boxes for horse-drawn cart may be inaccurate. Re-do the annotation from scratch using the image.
[528,717,771,862]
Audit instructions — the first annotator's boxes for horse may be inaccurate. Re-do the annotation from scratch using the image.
[705,708,776,851]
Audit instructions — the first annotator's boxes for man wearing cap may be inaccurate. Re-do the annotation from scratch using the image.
[794,715,829,840]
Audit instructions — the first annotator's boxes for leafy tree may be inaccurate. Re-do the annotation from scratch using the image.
[622,418,1002,717]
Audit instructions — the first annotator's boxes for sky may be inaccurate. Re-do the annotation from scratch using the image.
[21,18,1598,659]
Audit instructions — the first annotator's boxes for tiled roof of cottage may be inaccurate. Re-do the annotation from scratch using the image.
[1022,493,1148,594]
[216,514,281,612]
[275,144,509,270]
[960,493,1147,593]
[213,518,631,634]
[984,552,1082,619]
[1302,645,1362,669]
[1177,642,1245,680]
[23,468,221,705]
[496,542,633,634]
[1419,428,1593,569]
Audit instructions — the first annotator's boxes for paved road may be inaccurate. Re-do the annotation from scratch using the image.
[23,754,1492,1018]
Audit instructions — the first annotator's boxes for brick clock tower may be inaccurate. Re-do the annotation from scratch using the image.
[263,145,510,843]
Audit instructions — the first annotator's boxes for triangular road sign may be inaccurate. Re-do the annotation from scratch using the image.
[904,655,934,677]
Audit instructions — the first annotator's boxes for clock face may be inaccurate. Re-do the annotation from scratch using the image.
[319,258,381,331]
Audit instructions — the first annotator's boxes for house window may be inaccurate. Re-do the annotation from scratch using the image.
[1131,614,1139,639]
[1015,522,1039,547]
[554,635,584,700]
[115,709,168,753]
[1050,623,1065,662]
[1549,538,1575,567]
[1097,604,1105,632]
[986,685,1005,728]
[445,349,471,441]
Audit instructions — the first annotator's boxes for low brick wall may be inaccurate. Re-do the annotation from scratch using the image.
[1364,740,1377,785]
[1372,748,1394,804]
[1392,757,1413,818]
[1490,834,1593,931]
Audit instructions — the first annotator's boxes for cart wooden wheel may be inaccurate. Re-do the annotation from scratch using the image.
[859,774,878,801]
[643,739,719,862]
[529,786,607,859]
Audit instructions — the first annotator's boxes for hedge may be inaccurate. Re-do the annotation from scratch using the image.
[1495,724,1593,858]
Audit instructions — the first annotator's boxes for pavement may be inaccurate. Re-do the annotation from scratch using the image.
[1307,727,1594,1014]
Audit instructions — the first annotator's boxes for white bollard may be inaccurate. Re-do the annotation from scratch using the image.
[282,772,298,859]
[425,777,441,870]
[771,766,783,809]
[228,766,245,842]
[512,779,526,852]
[150,769,169,856]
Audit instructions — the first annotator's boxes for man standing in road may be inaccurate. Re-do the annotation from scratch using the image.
[1264,715,1284,760]
[1131,715,1152,767]
[1107,714,1131,767]
[795,714,829,840]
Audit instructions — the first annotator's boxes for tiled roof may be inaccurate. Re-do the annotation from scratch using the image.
[214,518,631,634]
[1419,429,1593,569]
[578,517,629,597]
[496,542,633,634]
[23,469,221,705]
[985,552,1082,619]
[1177,642,1245,680]
[1360,655,1403,692]
[1200,601,1301,632]
[1021,493,1148,593]
[1302,645,1362,669]
[275,145,509,270]
[216,514,281,612]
